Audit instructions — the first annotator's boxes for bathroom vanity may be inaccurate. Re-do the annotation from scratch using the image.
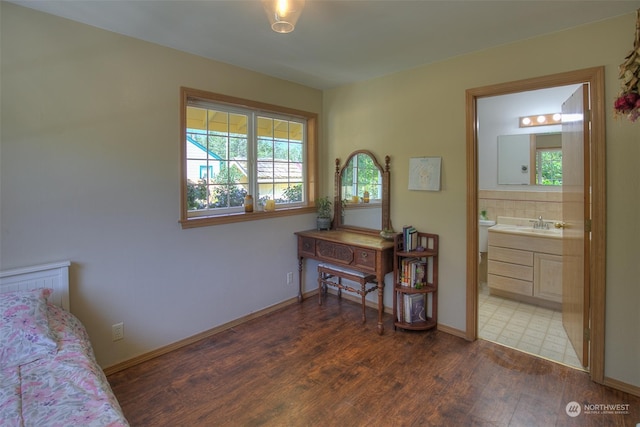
[487,219,562,310]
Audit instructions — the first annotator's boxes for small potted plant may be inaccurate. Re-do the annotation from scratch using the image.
[316,196,332,230]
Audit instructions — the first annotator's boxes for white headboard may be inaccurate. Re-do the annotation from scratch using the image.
[0,261,71,311]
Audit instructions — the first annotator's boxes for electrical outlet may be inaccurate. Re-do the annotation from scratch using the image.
[287,272,293,285]
[112,322,124,341]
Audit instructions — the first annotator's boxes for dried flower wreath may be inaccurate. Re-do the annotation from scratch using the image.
[614,9,640,122]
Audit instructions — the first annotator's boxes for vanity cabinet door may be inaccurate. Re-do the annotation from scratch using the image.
[534,253,562,303]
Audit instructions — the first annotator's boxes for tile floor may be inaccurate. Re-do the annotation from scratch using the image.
[478,283,583,370]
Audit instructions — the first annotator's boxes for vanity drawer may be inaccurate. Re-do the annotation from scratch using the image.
[298,236,316,258]
[488,246,533,266]
[353,248,376,270]
[488,274,533,296]
[488,260,533,282]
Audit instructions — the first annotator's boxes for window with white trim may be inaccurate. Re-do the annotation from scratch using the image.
[180,88,317,227]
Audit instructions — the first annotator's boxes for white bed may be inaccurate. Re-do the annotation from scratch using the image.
[0,261,129,426]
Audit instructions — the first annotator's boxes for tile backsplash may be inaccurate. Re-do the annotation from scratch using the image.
[479,190,561,222]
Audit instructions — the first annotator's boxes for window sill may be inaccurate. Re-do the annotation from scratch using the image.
[180,206,316,229]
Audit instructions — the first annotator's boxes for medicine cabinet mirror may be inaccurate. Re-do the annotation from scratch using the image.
[497,132,562,185]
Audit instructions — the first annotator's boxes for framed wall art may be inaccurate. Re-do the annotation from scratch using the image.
[408,157,442,191]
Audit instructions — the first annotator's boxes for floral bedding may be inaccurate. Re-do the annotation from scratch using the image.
[0,291,129,427]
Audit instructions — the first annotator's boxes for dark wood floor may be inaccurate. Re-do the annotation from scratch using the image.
[107,295,639,426]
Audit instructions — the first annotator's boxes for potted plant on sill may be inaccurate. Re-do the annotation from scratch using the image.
[316,196,332,230]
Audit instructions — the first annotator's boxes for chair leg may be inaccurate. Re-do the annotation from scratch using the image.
[337,278,342,299]
[318,273,323,306]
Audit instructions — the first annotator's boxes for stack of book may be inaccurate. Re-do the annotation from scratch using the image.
[399,258,427,287]
[397,294,426,323]
[402,225,418,251]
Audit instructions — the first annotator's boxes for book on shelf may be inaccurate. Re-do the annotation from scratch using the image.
[399,258,427,287]
[401,225,418,251]
[404,294,426,323]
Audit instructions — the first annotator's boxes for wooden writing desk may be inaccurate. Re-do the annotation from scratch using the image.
[295,229,394,334]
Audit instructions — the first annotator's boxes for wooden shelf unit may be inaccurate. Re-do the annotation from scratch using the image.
[393,232,439,331]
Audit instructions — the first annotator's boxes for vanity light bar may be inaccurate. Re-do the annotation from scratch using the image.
[519,113,562,128]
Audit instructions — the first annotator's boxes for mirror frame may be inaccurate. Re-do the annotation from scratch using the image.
[333,150,391,235]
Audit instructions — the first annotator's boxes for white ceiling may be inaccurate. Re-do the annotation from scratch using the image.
[10,0,640,90]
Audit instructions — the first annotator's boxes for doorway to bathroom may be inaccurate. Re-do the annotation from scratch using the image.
[465,68,606,383]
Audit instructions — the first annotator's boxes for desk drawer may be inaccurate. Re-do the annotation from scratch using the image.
[298,236,316,258]
[316,240,354,265]
[354,248,376,270]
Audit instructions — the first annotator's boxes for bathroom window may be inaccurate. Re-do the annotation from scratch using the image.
[534,133,562,186]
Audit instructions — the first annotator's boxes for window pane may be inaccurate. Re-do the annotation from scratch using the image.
[186,178,208,210]
[232,162,249,185]
[289,162,303,181]
[257,138,273,161]
[258,184,274,202]
[275,141,289,161]
[273,119,288,140]
[258,161,274,180]
[230,137,247,159]
[229,113,247,136]
[186,106,207,133]
[187,160,208,183]
[208,110,228,134]
[289,122,303,142]
[280,183,303,203]
[290,142,303,162]
[209,184,247,208]
[257,117,273,138]
[186,134,208,160]
[208,135,227,160]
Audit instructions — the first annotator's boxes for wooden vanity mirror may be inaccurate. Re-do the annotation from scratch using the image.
[333,150,390,235]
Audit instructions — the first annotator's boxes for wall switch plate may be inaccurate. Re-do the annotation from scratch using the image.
[287,272,293,284]
[112,322,124,341]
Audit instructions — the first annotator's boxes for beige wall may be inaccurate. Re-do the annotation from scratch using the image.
[1,3,323,368]
[324,14,640,388]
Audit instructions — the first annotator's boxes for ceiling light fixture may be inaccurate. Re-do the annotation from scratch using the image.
[262,0,305,34]
[519,113,562,128]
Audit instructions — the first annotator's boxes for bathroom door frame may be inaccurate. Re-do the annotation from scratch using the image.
[464,67,606,384]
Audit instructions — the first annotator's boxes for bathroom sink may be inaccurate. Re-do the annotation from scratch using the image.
[489,224,562,238]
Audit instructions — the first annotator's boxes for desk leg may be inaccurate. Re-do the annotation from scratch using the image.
[297,257,304,303]
[377,273,385,335]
